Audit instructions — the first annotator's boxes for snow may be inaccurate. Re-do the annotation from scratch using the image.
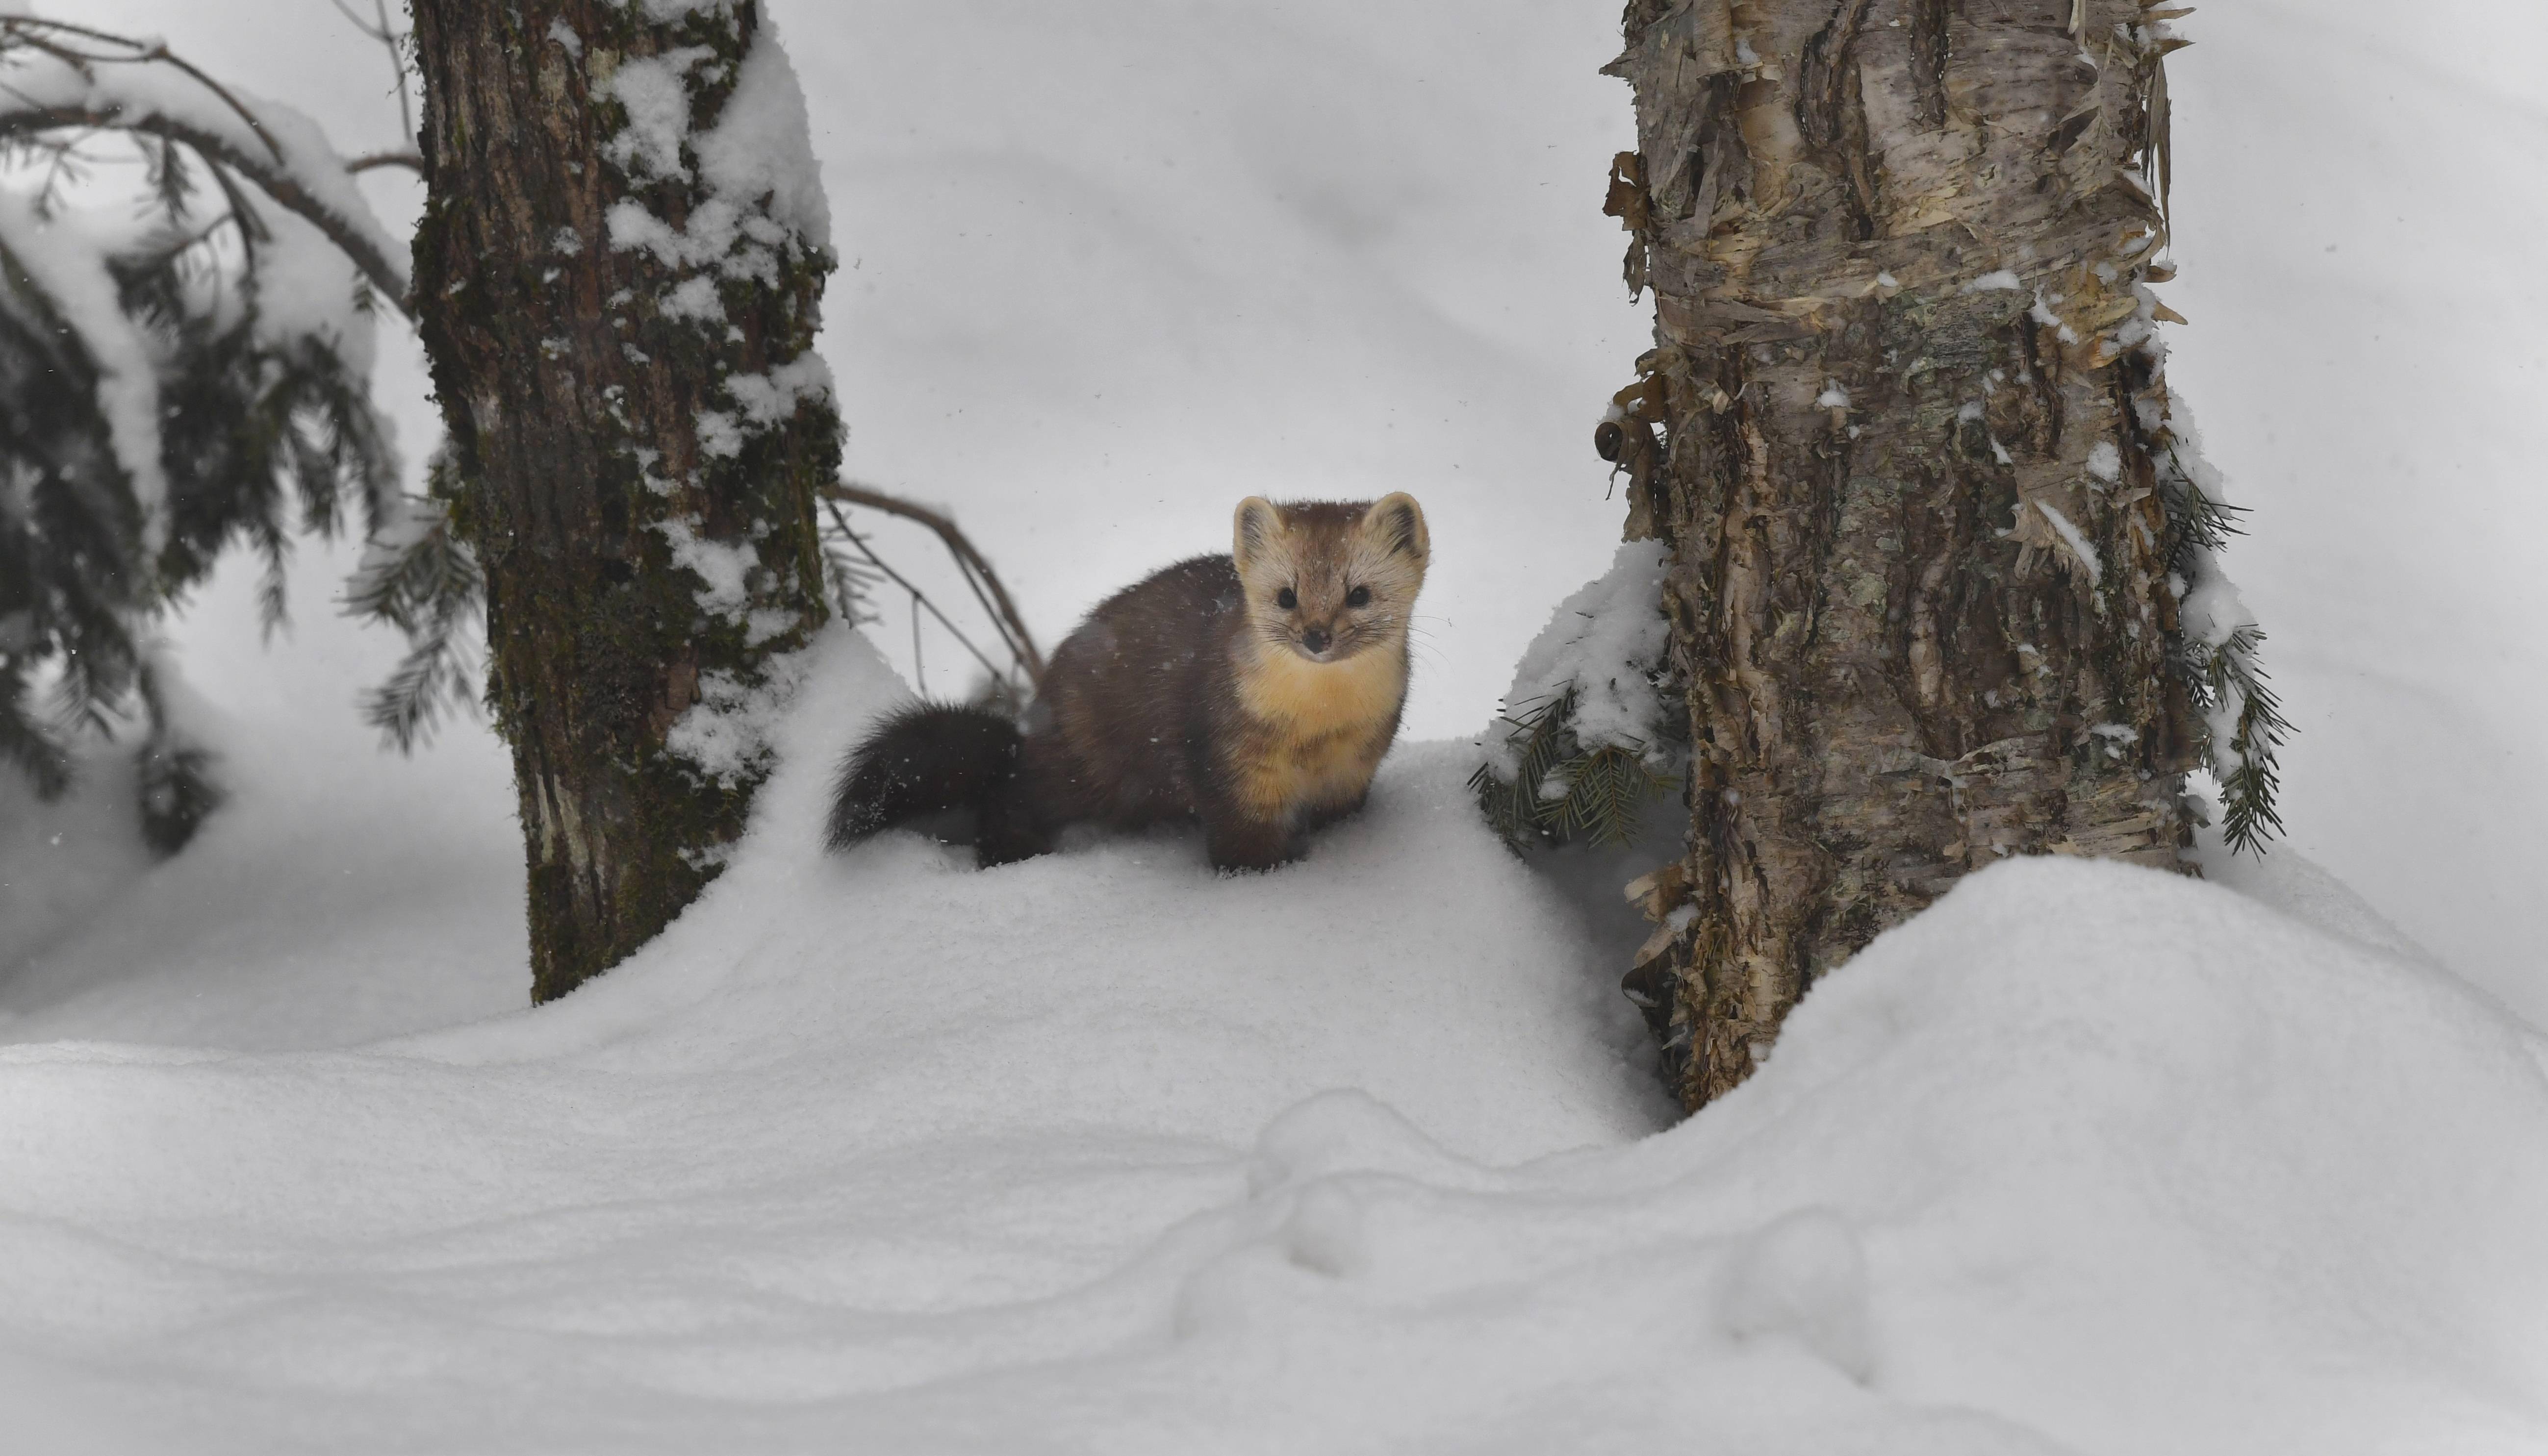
[723,351,834,428]
[7,628,2548,1451]
[2085,440,2122,484]
[654,514,759,617]
[659,272,724,322]
[0,24,389,561]
[0,635,524,1050]
[690,20,830,247]
[1484,538,1675,773]
[2032,500,2102,588]
[599,16,828,283]
[0,35,408,298]
[602,46,717,182]
[9,0,2548,1446]
[662,652,804,789]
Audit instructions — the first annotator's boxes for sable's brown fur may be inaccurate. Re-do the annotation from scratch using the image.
[827,494,1429,870]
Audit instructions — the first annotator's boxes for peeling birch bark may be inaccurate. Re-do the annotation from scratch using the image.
[1605,0,2199,1110]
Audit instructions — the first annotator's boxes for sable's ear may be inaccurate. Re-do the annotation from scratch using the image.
[1363,492,1428,562]
[1234,497,1283,572]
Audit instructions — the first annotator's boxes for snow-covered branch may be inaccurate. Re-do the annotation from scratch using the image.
[0,17,413,314]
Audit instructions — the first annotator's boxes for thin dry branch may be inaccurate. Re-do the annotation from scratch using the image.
[347,150,424,176]
[821,498,1013,689]
[821,481,1046,683]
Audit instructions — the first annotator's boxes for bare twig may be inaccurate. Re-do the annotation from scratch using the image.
[347,150,424,176]
[376,0,413,149]
[820,498,1014,689]
[328,0,415,148]
[821,481,1045,682]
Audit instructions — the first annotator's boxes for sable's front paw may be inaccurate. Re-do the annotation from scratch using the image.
[1210,852,1301,877]
[1202,819,1301,874]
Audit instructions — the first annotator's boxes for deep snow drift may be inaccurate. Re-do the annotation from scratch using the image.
[54,0,2548,1018]
[6,631,2548,1454]
[7,0,2548,1449]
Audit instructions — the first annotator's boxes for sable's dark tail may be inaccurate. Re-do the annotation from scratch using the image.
[824,703,1021,852]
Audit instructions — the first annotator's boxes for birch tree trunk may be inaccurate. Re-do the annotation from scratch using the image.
[1605,0,2200,1109]
[410,2,838,1002]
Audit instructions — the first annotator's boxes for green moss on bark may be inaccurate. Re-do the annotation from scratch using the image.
[412,0,838,1002]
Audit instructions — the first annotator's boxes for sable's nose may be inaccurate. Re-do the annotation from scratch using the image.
[1300,628,1331,654]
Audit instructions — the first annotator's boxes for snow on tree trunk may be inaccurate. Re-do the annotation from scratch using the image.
[1604,0,2204,1109]
[410,0,839,1003]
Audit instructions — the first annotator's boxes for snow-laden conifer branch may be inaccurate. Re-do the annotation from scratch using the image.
[1471,540,1685,850]
[0,16,413,314]
[0,14,399,845]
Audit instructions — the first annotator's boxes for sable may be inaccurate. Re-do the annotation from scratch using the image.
[828,494,1429,871]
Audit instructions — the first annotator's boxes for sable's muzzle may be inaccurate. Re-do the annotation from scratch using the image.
[1300,628,1331,654]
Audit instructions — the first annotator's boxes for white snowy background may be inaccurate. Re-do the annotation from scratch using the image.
[2,1,2545,1450]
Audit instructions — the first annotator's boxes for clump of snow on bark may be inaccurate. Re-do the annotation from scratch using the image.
[2033,500,2103,587]
[655,515,759,617]
[598,16,833,458]
[689,26,831,245]
[659,274,724,322]
[1961,269,2024,292]
[1485,539,1674,774]
[601,20,832,277]
[603,46,715,181]
[662,651,806,787]
[722,353,833,427]
[693,409,744,459]
[2087,439,2123,483]
[2030,290,2083,345]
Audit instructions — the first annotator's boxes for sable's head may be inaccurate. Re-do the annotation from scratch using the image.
[1231,493,1428,664]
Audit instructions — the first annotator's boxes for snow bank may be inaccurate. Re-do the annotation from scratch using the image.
[0,634,525,1052]
[4,628,2545,1453]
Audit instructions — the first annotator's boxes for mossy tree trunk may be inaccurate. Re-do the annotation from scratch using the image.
[1604,0,2200,1109]
[410,1,838,1002]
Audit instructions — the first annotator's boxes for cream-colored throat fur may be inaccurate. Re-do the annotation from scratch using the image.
[1235,638,1407,733]
[1228,637,1406,819]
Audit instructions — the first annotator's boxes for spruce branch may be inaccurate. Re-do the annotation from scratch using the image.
[2149,420,2292,855]
[1470,685,1681,852]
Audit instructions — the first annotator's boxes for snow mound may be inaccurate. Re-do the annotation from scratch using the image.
[3,630,2544,1452]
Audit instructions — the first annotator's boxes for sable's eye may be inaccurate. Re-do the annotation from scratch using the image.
[1276,587,1297,610]
[1346,585,1372,608]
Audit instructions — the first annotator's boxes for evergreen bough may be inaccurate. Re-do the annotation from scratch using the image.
[1470,684,1682,851]
[0,43,400,851]
[2156,436,2292,854]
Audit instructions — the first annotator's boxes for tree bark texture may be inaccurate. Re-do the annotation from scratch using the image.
[411,1,837,1002]
[1605,0,2199,1109]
